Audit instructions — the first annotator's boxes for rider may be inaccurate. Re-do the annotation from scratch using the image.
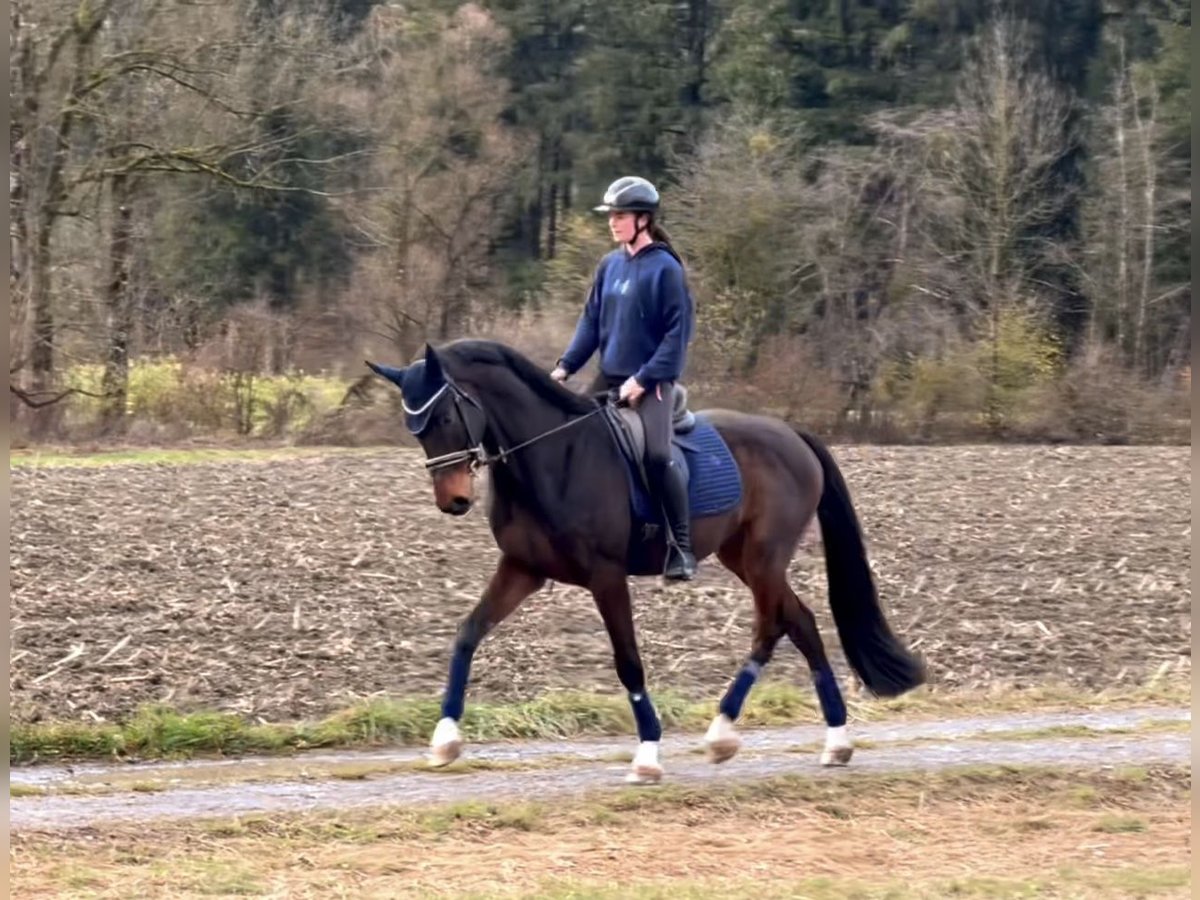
[550,175,698,581]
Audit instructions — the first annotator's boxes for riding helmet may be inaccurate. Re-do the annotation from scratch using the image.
[593,176,660,213]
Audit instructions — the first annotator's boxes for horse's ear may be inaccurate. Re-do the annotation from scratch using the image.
[365,360,406,390]
[423,342,444,381]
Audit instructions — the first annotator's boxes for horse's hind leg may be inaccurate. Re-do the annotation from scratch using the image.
[705,536,786,764]
[779,588,854,766]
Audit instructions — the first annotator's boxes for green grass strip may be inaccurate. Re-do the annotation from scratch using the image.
[11,689,697,765]
[10,679,1189,765]
[9,446,385,468]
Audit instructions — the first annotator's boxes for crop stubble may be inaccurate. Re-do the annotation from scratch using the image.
[9,445,1190,725]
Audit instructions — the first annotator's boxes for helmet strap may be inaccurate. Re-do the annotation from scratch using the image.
[627,213,651,248]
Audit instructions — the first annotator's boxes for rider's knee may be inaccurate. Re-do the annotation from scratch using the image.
[646,447,672,473]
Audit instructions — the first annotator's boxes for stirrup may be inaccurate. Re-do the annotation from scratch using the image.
[664,544,697,581]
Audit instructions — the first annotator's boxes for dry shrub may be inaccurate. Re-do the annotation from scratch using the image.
[295,305,589,448]
[473,304,602,381]
[293,401,414,448]
[739,334,846,430]
[1023,342,1190,444]
[872,349,988,441]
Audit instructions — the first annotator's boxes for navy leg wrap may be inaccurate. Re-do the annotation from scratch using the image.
[718,660,762,721]
[440,645,473,721]
[629,691,663,742]
[813,665,847,728]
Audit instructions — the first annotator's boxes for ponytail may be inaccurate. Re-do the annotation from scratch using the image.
[648,220,685,269]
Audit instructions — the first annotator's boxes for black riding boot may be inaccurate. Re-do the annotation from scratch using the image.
[659,460,698,581]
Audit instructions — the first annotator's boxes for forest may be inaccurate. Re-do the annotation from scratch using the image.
[9,0,1191,444]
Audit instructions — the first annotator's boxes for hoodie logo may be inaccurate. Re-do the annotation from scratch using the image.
[616,278,631,295]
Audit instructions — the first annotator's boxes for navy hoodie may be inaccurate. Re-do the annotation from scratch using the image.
[558,243,695,388]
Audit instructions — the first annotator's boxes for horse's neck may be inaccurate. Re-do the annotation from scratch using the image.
[474,377,574,454]
[470,374,610,522]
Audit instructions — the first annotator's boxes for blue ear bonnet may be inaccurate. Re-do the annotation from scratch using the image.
[400,360,450,436]
[367,359,448,436]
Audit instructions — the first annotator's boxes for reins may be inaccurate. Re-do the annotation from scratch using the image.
[421,385,610,473]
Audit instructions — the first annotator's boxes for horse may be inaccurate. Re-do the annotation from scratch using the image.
[367,339,926,783]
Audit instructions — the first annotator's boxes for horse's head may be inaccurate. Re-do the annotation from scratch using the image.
[366,343,488,516]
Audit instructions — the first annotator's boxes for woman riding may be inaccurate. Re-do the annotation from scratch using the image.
[550,175,698,581]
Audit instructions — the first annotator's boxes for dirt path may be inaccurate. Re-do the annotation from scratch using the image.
[12,706,1189,832]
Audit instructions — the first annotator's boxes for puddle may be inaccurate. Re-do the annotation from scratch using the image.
[10,707,1189,831]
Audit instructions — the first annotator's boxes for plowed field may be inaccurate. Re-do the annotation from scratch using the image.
[10,444,1190,724]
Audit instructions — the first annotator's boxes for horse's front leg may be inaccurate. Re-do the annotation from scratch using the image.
[429,556,544,766]
[591,571,664,784]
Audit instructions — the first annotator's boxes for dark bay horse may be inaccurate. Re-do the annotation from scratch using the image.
[368,339,925,783]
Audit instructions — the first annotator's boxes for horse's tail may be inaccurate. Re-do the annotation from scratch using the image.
[796,430,926,698]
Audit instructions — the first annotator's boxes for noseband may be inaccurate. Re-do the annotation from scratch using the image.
[412,381,606,473]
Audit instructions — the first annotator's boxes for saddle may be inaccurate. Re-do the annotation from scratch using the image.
[598,385,696,502]
[594,385,742,566]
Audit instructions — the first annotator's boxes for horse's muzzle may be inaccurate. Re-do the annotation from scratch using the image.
[442,496,472,516]
[433,466,475,515]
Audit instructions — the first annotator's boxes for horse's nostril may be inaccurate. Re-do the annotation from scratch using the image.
[448,497,471,515]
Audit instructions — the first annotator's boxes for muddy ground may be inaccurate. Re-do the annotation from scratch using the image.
[9,445,1191,725]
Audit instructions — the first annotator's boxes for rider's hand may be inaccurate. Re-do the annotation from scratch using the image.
[619,375,646,406]
[550,365,570,383]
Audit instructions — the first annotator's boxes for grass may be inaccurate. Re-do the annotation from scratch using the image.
[176,763,1189,842]
[9,690,648,764]
[1093,814,1149,833]
[9,445,384,468]
[492,866,1192,899]
[10,678,1189,765]
[10,765,1190,899]
[9,784,47,798]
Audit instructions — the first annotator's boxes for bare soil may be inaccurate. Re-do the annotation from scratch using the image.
[10,445,1191,725]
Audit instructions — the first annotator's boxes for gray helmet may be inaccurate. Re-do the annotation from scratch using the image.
[593,176,659,213]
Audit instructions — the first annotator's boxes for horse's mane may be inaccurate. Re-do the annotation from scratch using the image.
[440,339,599,416]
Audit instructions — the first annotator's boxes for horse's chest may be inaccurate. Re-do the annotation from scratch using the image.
[491,507,604,586]
[491,506,558,567]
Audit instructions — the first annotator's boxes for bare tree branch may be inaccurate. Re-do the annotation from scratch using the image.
[10,384,112,408]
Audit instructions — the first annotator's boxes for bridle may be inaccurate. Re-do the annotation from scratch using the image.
[412,379,607,473]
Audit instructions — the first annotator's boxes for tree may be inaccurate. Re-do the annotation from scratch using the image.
[10,0,118,429]
[871,16,1077,430]
[1079,33,1190,375]
[486,0,589,262]
[10,0,355,432]
[667,115,810,374]
[335,3,524,357]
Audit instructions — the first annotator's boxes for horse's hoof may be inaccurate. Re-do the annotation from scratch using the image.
[704,714,741,764]
[820,727,853,766]
[626,741,663,784]
[428,717,463,768]
[624,765,663,785]
[820,745,853,766]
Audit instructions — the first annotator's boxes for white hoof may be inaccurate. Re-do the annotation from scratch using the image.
[704,713,742,764]
[820,725,853,766]
[428,717,463,767]
[625,741,663,784]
